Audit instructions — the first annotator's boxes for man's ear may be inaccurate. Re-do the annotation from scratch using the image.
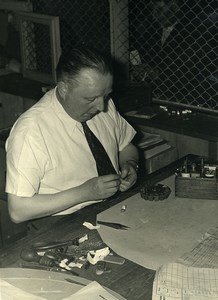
[57,81,67,100]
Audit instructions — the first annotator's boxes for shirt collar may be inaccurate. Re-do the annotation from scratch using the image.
[52,87,78,130]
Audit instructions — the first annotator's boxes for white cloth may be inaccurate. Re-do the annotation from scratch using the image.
[5,88,136,215]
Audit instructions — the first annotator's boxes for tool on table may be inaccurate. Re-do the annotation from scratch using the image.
[64,278,86,286]
[97,220,129,230]
[103,255,125,265]
[20,262,59,272]
[20,262,79,276]
[32,236,80,251]
[20,248,79,276]
[20,248,56,267]
[95,261,111,275]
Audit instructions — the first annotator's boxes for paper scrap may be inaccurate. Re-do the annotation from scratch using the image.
[68,261,83,269]
[59,258,72,270]
[62,281,122,300]
[78,234,88,243]
[87,247,110,265]
[83,221,100,230]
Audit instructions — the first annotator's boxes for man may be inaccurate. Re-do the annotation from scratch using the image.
[5,46,139,225]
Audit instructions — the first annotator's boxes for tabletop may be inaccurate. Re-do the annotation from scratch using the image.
[0,155,196,300]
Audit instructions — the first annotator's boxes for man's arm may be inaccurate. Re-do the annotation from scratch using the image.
[8,174,120,223]
[118,142,139,192]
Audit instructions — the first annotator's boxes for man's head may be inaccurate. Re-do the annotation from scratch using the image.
[56,47,113,122]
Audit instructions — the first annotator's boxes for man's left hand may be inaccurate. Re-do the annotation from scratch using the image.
[119,162,138,192]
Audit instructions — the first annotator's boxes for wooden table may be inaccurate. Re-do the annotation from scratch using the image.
[0,156,193,300]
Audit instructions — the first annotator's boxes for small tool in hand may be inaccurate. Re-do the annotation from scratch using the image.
[97,220,129,230]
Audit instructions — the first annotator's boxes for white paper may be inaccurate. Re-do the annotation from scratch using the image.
[87,247,110,264]
[62,281,120,300]
[152,263,218,300]
[83,221,100,230]
[0,279,46,300]
[178,226,218,268]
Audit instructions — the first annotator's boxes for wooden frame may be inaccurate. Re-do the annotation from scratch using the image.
[0,1,32,12]
[17,12,61,84]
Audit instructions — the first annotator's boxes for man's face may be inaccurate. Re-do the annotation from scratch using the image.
[59,68,113,122]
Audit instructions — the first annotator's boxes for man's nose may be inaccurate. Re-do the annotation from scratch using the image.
[96,97,105,112]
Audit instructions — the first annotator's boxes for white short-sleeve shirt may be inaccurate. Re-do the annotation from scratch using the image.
[5,88,136,214]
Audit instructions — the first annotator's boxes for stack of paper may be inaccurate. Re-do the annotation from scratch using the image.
[178,226,218,268]
[152,263,218,300]
[125,106,157,119]
[137,132,163,149]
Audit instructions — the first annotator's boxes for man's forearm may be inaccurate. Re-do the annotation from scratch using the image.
[119,142,139,170]
[8,183,93,223]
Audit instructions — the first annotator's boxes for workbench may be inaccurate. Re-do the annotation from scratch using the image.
[1,155,211,300]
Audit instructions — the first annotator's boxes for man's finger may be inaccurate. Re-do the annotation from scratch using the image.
[101,174,120,182]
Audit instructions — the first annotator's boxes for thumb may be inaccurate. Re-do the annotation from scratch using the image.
[120,168,128,179]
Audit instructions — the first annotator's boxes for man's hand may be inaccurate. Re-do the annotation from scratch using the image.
[8,174,121,223]
[119,162,137,192]
[82,174,121,200]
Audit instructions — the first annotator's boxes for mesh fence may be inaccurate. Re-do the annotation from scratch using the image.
[127,0,218,113]
[31,0,217,113]
[22,21,51,74]
[32,0,111,55]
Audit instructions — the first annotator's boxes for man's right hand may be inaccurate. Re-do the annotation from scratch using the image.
[82,174,120,200]
[7,174,120,223]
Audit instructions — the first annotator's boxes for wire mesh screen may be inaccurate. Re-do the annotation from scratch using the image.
[32,0,111,55]
[128,0,218,113]
[22,21,51,74]
[32,0,217,113]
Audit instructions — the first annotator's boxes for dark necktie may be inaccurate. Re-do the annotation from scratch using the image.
[81,122,117,176]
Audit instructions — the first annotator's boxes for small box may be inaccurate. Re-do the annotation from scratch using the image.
[175,156,218,200]
[175,174,218,200]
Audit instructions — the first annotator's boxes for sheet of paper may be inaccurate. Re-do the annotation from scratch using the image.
[0,279,46,300]
[178,226,218,268]
[152,263,218,300]
[63,281,123,300]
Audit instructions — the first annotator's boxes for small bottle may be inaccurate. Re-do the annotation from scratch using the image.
[181,157,190,177]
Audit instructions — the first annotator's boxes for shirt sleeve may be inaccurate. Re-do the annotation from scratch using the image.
[5,125,48,197]
[108,99,136,151]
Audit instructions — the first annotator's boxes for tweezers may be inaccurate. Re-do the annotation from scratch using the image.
[97,220,129,230]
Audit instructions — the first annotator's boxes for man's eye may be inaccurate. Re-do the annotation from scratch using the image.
[87,97,97,102]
